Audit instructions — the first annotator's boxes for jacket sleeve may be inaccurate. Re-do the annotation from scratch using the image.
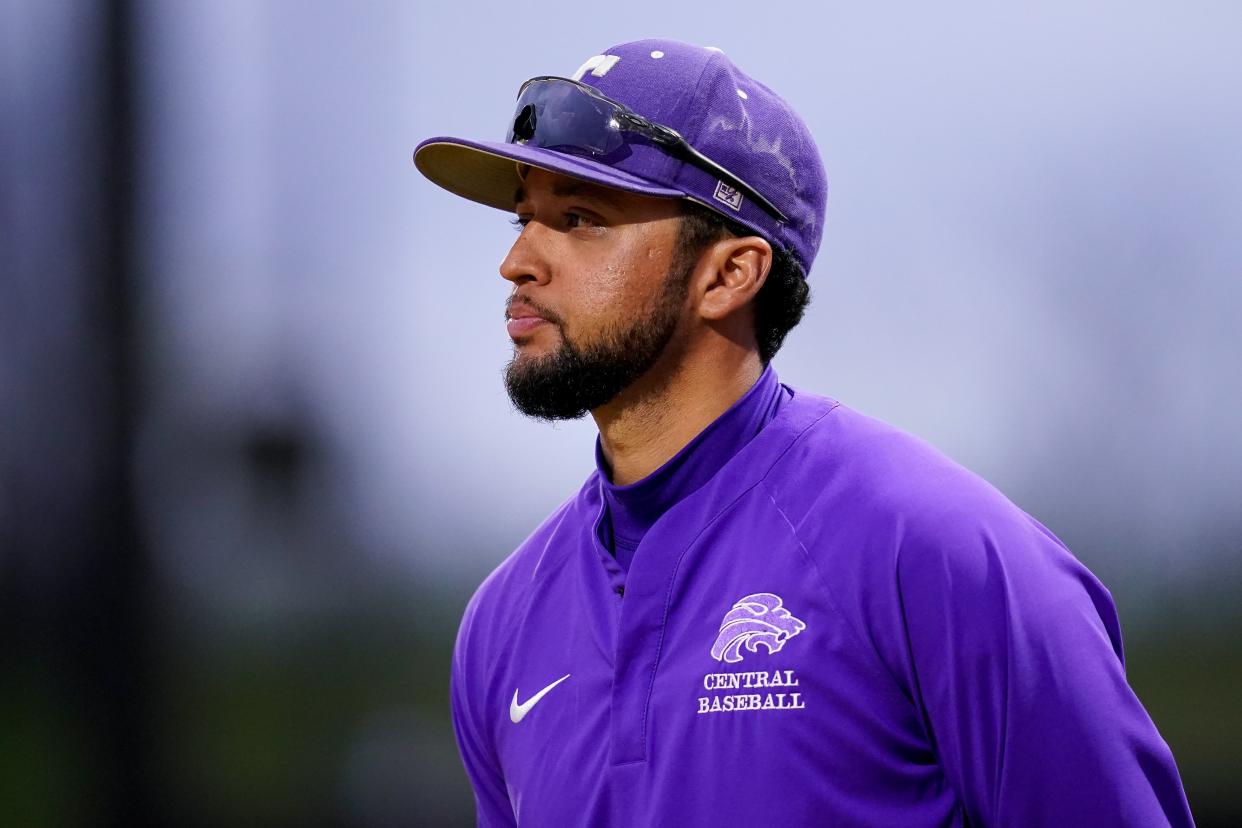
[450,595,516,827]
[895,504,1194,827]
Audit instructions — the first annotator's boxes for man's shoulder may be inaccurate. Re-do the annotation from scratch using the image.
[769,387,1041,545]
[766,386,1087,621]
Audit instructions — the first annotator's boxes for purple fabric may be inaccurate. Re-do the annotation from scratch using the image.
[577,39,827,276]
[414,38,828,277]
[451,381,1194,826]
[597,364,787,571]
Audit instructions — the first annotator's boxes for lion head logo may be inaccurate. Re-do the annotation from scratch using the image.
[710,593,806,663]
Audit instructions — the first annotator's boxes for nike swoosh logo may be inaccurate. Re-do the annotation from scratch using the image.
[509,673,571,724]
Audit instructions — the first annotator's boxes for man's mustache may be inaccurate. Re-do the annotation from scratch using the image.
[505,295,565,328]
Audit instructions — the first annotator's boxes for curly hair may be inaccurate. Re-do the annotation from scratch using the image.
[673,200,811,364]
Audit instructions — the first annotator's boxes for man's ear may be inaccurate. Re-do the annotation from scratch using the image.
[692,235,773,321]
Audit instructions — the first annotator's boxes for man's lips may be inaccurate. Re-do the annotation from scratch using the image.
[506,315,550,338]
[505,299,558,340]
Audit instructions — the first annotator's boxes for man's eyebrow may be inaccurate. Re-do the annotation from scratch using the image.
[551,180,626,209]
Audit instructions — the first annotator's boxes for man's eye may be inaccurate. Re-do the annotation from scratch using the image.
[565,213,597,229]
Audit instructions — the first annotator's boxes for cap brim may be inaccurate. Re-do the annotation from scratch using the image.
[413,137,685,213]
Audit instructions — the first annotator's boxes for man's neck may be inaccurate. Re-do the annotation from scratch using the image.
[593,343,764,486]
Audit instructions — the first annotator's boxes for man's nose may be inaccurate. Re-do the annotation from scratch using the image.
[499,225,551,286]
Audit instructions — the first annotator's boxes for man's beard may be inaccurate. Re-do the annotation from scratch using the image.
[503,262,690,421]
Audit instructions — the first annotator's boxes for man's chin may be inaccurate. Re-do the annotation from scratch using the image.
[510,339,556,361]
[503,376,594,422]
[507,346,566,382]
[510,323,566,356]
[503,345,603,421]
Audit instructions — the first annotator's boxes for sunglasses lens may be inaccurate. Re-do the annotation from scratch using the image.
[502,77,786,223]
[506,79,623,157]
[511,104,536,142]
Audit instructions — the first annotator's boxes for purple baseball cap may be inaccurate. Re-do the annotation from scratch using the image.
[413,38,828,277]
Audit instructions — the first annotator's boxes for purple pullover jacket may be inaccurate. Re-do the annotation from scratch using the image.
[450,372,1193,827]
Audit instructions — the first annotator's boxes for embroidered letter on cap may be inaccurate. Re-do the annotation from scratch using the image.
[570,54,621,82]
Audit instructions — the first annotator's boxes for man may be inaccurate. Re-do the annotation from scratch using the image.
[414,38,1193,827]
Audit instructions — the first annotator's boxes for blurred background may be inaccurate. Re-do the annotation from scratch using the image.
[3,0,1239,825]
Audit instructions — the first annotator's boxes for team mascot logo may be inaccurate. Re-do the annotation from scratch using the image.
[710,593,806,663]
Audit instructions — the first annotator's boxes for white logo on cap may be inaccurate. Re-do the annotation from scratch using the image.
[713,181,744,212]
[571,54,621,82]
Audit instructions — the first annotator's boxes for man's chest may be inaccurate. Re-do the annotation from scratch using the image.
[487,503,957,826]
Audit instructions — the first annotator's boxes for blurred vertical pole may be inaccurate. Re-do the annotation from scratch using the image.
[89,0,153,822]
[2,0,154,822]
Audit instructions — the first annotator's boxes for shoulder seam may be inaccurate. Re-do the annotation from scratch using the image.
[757,399,842,485]
[758,471,912,703]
